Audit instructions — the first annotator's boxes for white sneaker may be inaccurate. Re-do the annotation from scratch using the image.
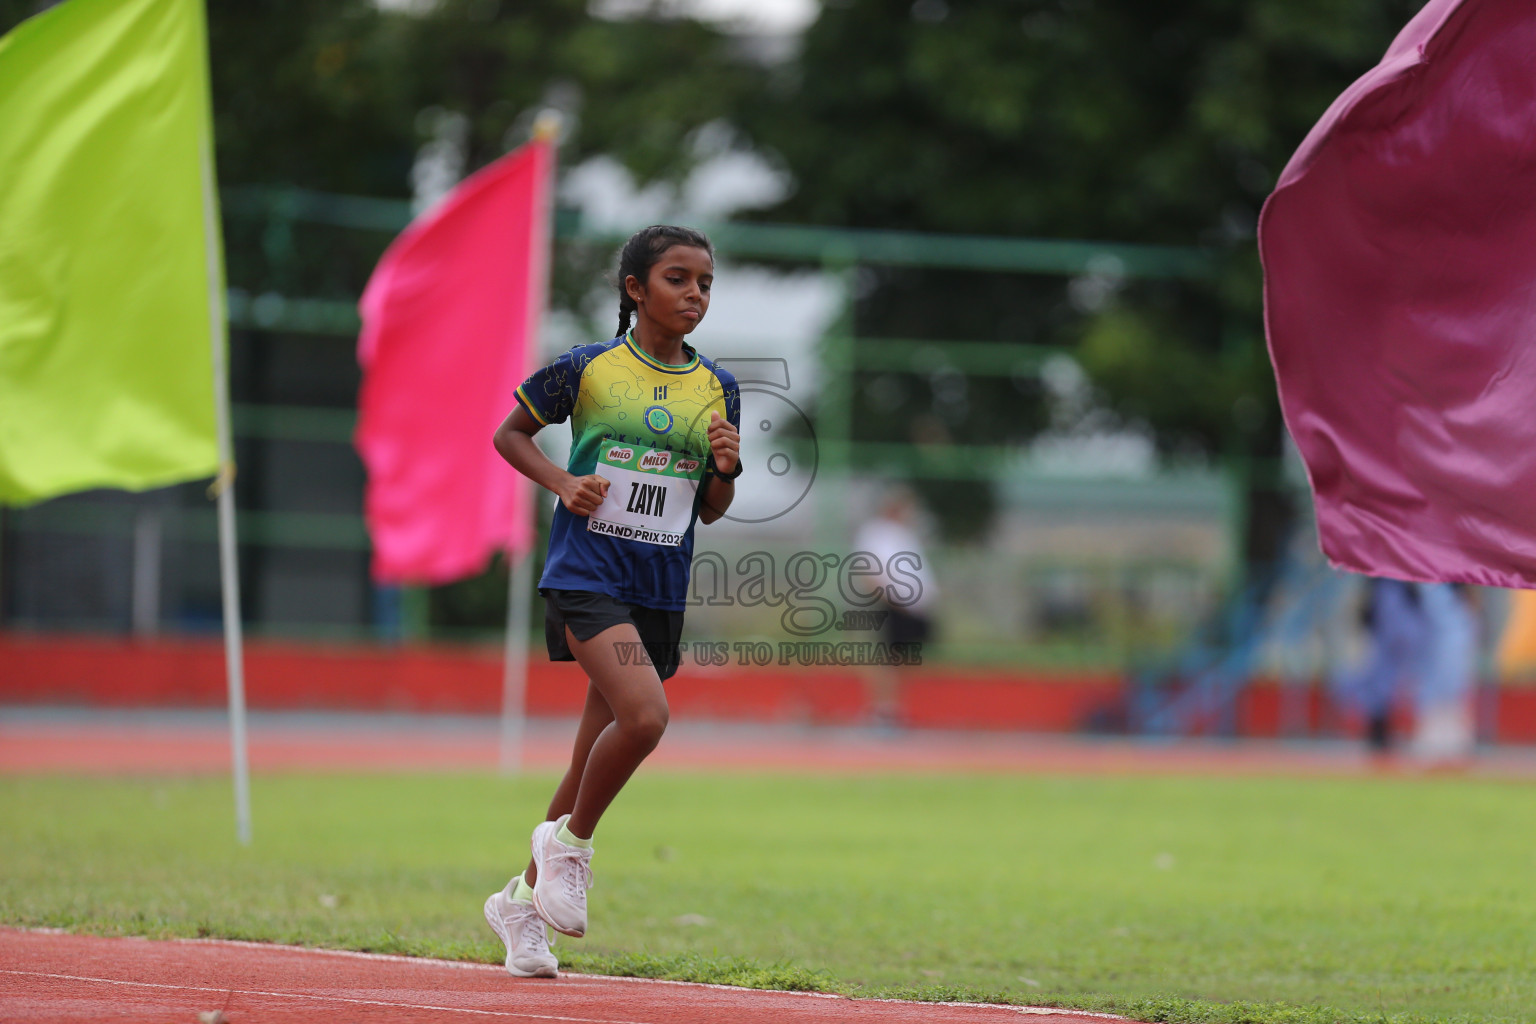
[483,889,557,978]
[530,815,593,938]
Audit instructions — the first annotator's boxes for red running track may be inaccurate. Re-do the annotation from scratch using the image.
[6,712,1529,776]
[0,929,1123,1024]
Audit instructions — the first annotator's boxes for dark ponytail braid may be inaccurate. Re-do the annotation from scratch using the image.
[615,225,714,338]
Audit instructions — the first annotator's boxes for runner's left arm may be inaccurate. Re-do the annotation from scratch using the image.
[699,410,738,524]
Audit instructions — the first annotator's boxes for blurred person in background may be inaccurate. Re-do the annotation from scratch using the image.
[1334,578,1423,754]
[852,486,936,728]
[1495,588,1536,679]
[1412,583,1480,763]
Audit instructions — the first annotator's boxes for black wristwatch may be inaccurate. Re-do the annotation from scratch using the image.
[713,456,744,481]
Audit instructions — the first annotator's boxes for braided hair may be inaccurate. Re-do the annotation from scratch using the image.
[615,225,714,338]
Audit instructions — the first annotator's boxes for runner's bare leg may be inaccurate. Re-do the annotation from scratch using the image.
[524,680,612,886]
[524,623,664,882]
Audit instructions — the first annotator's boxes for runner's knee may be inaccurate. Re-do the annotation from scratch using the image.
[621,703,669,749]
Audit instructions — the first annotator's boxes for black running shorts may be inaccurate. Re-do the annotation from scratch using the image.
[884,605,932,648]
[542,588,686,682]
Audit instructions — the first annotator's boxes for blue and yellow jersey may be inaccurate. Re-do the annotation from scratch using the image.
[515,332,741,610]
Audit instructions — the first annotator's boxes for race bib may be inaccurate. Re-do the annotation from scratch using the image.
[586,440,705,547]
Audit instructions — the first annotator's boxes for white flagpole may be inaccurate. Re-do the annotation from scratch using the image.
[201,113,251,845]
[499,113,559,776]
[499,546,533,773]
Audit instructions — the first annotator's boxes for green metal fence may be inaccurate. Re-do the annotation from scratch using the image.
[5,186,1238,663]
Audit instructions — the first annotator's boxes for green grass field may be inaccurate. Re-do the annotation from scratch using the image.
[3,769,1534,1024]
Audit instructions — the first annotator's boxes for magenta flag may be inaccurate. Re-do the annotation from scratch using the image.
[355,137,552,584]
[1261,0,1536,589]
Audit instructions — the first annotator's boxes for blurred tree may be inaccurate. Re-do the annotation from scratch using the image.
[204,0,763,192]
[0,0,765,634]
[742,0,1426,556]
[0,1,55,26]
[204,0,765,298]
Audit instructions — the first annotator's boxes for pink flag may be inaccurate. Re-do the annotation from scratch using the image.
[1260,0,1536,589]
[355,136,553,584]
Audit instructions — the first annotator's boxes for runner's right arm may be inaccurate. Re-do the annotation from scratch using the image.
[493,405,609,516]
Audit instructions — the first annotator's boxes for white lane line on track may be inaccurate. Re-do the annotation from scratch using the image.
[11,929,1114,1018]
[993,1009,1124,1019]
[169,936,851,999]
[169,940,1112,1016]
[170,936,508,974]
[0,969,651,1024]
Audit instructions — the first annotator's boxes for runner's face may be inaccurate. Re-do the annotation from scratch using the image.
[630,245,712,336]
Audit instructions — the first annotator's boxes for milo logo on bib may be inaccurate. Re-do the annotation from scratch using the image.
[589,439,706,547]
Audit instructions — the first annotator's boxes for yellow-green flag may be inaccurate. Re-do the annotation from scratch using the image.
[0,0,221,506]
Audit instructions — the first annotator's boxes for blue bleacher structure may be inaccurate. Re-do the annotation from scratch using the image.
[1129,523,1358,737]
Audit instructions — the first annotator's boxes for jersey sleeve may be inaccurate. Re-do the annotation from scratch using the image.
[720,368,742,431]
[515,347,582,426]
[711,363,742,476]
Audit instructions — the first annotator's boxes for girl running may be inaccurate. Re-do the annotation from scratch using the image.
[483,225,741,978]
